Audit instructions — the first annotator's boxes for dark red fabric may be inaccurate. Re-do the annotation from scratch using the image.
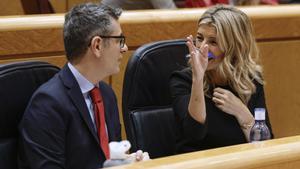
[185,0,228,7]
[90,87,110,159]
[21,0,54,14]
[261,0,278,4]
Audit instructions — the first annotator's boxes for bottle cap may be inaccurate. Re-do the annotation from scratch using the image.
[254,108,266,120]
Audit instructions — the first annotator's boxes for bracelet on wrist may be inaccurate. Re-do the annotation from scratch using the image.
[240,120,254,130]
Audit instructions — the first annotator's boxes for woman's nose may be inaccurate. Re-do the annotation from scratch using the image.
[200,40,208,49]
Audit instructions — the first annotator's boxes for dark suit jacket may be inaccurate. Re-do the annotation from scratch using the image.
[18,65,121,169]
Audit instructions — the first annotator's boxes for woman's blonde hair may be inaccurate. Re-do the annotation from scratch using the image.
[199,5,264,104]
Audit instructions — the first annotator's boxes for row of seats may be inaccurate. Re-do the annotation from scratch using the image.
[0,39,188,168]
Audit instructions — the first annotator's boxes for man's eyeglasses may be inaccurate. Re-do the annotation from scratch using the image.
[100,35,126,48]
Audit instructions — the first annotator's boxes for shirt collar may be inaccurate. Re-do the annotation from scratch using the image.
[68,62,94,94]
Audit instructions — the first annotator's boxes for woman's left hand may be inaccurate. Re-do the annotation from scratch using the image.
[212,87,255,141]
[212,87,247,117]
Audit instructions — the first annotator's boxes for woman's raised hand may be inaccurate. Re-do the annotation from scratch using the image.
[186,35,209,81]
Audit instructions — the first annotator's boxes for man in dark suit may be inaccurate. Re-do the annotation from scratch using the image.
[19,3,128,169]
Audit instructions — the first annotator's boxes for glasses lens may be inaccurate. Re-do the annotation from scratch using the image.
[120,37,125,48]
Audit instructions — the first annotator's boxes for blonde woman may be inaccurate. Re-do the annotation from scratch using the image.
[170,5,273,153]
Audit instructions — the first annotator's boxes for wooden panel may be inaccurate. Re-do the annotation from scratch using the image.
[0,6,299,57]
[0,14,63,31]
[49,0,67,13]
[0,55,110,85]
[0,0,24,16]
[260,161,300,169]
[0,28,64,57]
[67,0,100,10]
[120,5,300,46]
[258,40,300,138]
[110,135,300,169]
[0,55,67,67]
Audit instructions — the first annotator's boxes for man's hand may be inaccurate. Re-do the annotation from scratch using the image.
[129,150,150,162]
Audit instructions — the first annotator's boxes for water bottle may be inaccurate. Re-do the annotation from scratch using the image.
[250,108,271,142]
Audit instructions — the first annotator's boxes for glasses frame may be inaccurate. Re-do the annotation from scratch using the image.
[100,35,126,48]
[88,35,126,48]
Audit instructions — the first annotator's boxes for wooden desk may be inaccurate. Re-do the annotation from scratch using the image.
[110,135,300,169]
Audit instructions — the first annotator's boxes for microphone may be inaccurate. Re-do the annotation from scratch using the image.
[185,52,216,60]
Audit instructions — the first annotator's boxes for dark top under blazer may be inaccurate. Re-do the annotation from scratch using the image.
[19,65,121,169]
[170,68,273,153]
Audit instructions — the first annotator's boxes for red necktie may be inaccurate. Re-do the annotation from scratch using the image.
[90,87,110,159]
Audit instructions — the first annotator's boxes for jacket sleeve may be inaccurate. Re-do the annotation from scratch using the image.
[19,91,66,169]
[169,68,208,140]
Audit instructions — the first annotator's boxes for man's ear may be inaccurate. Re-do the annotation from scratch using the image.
[90,36,102,58]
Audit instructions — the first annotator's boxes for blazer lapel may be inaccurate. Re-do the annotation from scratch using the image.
[59,65,100,144]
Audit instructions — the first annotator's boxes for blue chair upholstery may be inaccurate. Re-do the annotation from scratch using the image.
[0,61,60,169]
[122,39,189,158]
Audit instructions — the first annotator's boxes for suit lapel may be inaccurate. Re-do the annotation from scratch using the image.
[59,65,100,144]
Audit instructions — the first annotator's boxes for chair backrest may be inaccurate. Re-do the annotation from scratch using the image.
[122,39,189,158]
[0,61,60,169]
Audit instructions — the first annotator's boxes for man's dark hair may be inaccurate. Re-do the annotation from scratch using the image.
[63,3,122,62]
